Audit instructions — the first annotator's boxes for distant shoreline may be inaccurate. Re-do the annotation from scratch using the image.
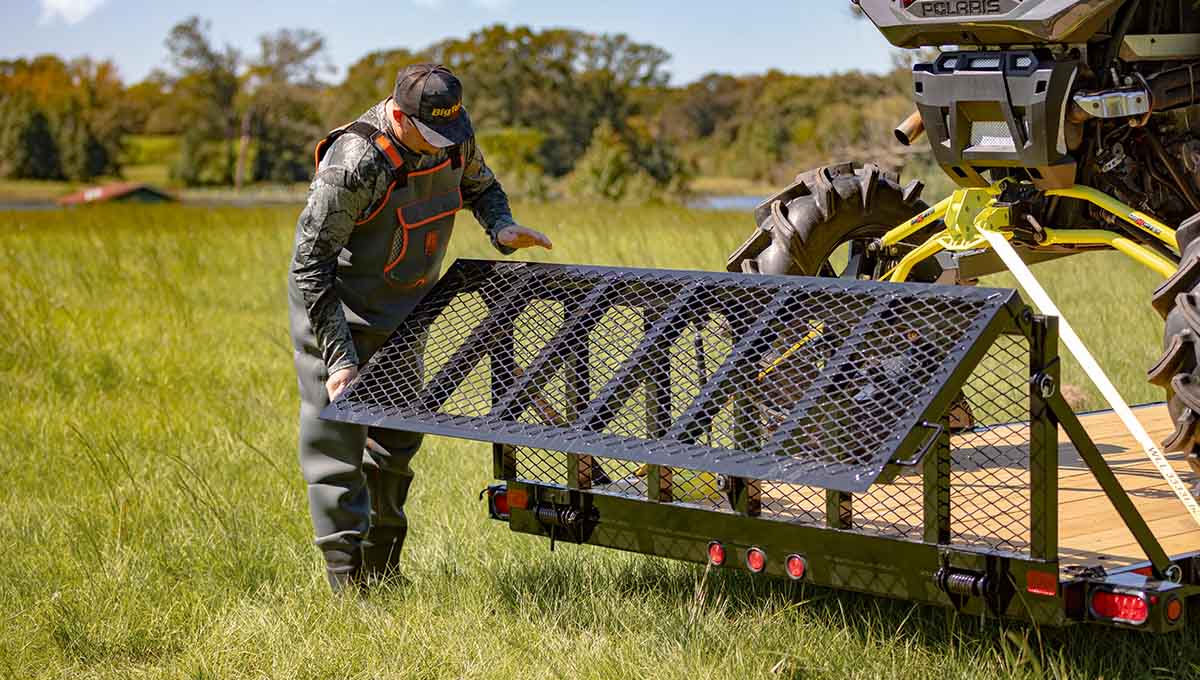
[0,194,764,213]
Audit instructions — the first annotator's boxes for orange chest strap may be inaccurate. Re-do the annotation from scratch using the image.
[312,120,410,187]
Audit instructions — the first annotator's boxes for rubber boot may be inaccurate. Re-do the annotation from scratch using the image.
[361,524,407,582]
[323,548,363,595]
[361,435,420,582]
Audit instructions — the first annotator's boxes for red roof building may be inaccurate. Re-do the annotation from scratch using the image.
[57,182,175,206]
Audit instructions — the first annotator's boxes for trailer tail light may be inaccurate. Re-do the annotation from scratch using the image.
[1166,597,1184,624]
[1089,589,1150,626]
[493,490,510,516]
[482,484,524,520]
[746,547,767,574]
[507,488,528,510]
[785,554,807,580]
[707,541,726,567]
[1025,569,1057,596]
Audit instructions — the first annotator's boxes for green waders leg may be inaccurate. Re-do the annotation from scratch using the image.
[362,431,422,578]
[294,330,423,593]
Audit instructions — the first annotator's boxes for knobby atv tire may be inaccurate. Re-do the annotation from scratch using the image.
[1148,214,1200,472]
[726,161,938,281]
[726,161,975,432]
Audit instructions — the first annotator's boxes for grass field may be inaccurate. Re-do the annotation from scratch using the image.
[0,201,1194,679]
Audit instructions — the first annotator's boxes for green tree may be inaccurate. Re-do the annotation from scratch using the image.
[125,72,178,135]
[566,119,687,203]
[566,120,638,201]
[66,57,127,175]
[474,127,548,199]
[54,112,109,181]
[164,16,242,185]
[243,28,329,183]
[0,54,127,179]
[0,95,61,180]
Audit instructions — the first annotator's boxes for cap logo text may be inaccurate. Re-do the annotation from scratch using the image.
[431,102,462,118]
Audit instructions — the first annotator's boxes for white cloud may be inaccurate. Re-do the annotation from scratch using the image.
[39,0,107,25]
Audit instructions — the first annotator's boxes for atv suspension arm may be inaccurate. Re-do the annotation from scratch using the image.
[877,181,1179,283]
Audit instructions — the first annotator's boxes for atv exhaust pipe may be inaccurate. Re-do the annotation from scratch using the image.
[894,110,925,147]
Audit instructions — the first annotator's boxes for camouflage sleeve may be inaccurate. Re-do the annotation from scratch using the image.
[459,137,517,255]
[290,135,391,375]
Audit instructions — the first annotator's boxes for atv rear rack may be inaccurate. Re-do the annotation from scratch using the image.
[324,260,1200,631]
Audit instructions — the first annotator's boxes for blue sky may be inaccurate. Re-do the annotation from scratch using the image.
[5,1,898,85]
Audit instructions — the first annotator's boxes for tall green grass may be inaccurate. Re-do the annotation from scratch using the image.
[0,203,1193,679]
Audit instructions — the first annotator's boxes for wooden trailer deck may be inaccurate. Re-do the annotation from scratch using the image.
[1049,403,1199,569]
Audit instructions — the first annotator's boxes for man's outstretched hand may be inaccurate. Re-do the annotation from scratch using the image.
[326,365,359,402]
[497,224,553,250]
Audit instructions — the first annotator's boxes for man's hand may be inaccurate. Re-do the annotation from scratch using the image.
[326,365,359,401]
[497,224,553,250]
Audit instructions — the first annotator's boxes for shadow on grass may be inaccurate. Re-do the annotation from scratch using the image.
[481,554,1200,676]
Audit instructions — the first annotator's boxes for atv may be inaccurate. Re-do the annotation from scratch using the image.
[728,0,1200,474]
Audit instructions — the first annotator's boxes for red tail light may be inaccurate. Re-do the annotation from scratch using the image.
[707,541,726,567]
[481,484,513,520]
[1166,597,1184,624]
[1090,590,1150,625]
[507,488,528,510]
[746,547,767,573]
[1025,569,1057,596]
[785,554,807,580]
[493,489,510,516]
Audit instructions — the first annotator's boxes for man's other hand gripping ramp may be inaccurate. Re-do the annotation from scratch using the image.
[320,259,1019,493]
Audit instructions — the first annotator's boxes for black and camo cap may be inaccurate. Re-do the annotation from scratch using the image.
[393,63,473,148]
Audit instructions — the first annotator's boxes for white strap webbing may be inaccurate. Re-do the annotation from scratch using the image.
[981,230,1200,527]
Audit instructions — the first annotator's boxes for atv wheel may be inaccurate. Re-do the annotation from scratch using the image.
[726,161,976,431]
[1148,214,1200,474]
[726,161,940,281]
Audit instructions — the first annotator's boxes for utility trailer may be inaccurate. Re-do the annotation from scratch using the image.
[323,259,1200,632]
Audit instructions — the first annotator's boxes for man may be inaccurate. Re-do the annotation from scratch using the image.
[288,63,552,592]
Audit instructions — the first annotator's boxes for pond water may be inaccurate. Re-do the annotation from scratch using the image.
[690,194,765,212]
[0,201,56,211]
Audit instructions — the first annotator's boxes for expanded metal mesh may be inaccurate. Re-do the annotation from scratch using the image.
[750,332,1034,552]
[853,476,926,539]
[948,333,1032,554]
[506,326,1039,557]
[325,260,1015,491]
[513,447,566,487]
[758,482,824,525]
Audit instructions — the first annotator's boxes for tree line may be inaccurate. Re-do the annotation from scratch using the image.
[0,19,917,200]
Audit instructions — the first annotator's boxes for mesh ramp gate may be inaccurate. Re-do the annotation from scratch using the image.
[323,260,1020,492]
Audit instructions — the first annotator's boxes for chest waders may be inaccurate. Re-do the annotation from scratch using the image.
[292,121,464,591]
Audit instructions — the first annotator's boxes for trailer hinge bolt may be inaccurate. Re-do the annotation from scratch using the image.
[1033,373,1055,398]
[1165,564,1183,583]
[560,507,581,528]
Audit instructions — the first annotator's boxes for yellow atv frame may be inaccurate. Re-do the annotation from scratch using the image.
[880,180,1178,283]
